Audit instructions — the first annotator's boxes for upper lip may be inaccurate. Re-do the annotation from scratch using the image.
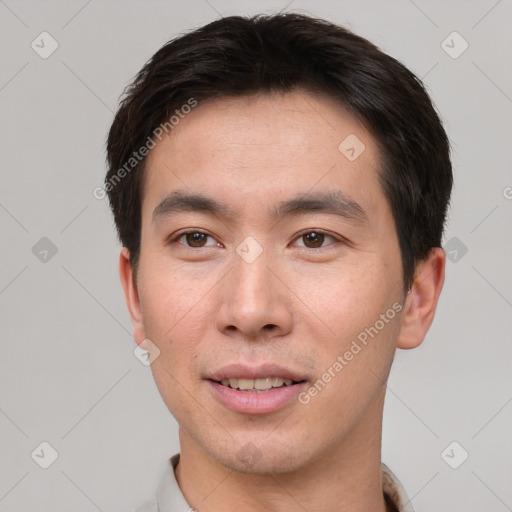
[208,363,307,382]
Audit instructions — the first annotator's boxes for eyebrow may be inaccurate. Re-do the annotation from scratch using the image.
[152,190,368,225]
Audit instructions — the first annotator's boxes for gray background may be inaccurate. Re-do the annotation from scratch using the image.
[1,0,511,510]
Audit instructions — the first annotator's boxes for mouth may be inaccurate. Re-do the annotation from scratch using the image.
[211,377,307,392]
[207,377,308,414]
[206,363,310,413]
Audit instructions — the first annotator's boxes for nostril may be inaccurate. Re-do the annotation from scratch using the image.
[264,324,277,330]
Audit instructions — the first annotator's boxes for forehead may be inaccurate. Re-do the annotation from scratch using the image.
[142,91,384,221]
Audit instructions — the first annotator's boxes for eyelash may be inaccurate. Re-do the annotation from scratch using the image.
[170,229,341,249]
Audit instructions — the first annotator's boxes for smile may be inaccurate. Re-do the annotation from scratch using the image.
[219,377,304,391]
[208,379,308,414]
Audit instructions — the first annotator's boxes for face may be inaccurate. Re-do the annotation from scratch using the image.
[124,91,410,474]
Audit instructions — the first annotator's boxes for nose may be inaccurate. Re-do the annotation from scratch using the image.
[216,254,293,340]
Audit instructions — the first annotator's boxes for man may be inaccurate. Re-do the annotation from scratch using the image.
[105,13,452,512]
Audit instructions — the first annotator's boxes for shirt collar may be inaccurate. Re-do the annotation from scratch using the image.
[150,454,414,512]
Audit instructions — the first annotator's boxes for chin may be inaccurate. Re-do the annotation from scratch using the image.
[205,434,315,476]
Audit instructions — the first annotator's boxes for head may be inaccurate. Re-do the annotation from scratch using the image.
[106,14,452,474]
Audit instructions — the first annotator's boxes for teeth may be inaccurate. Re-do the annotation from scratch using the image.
[219,377,296,391]
[254,378,273,390]
[271,377,284,387]
[238,378,255,390]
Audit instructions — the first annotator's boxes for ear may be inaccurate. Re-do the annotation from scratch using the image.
[397,247,446,350]
[119,247,146,345]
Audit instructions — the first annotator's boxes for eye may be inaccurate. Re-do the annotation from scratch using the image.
[293,231,337,249]
[175,231,219,248]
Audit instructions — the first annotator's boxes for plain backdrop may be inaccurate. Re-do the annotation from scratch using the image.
[0,1,511,511]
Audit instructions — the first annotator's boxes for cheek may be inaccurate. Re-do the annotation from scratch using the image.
[291,257,402,399]
[299,305,401,438]
[135,265,217,403]
[138,267,209,416]
[290,256,396,341]
[137,255,216,339]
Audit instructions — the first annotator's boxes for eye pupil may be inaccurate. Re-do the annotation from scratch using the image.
[304,232,324,248]
[186,232,207,247]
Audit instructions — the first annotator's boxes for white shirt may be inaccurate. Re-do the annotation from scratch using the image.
[135,453,414,512]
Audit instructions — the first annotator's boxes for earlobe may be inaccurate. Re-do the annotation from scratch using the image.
[396,248,446,350]
[119,247,146,344]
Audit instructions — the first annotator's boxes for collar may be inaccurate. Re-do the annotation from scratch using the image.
[136,453,414,512]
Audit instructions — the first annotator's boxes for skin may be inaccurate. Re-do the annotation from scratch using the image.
[120,90,446,512]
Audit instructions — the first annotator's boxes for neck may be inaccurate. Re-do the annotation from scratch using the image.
[175,389,390,512]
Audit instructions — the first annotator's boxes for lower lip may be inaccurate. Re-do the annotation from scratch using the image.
[207,380,307,415]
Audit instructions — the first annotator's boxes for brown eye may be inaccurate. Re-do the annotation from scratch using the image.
[302,232,325,248]
[173,231,217,249]
[183,232,209,247]
[293,231,337,249]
